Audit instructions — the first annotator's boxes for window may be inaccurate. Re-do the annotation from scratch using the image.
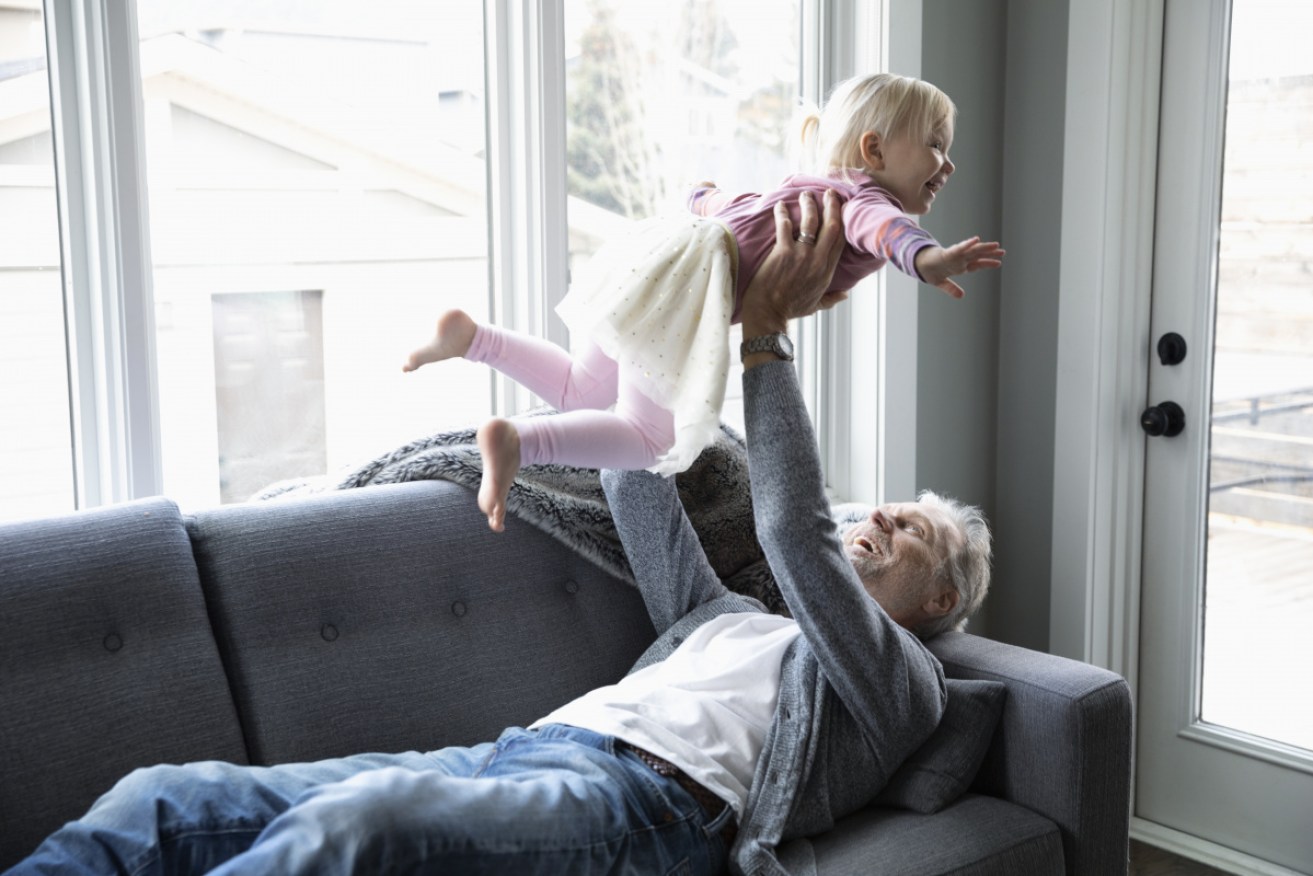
[0,2,73,522]
[136,1,491,508]
[7,0,883,517]
[563,0,801,432]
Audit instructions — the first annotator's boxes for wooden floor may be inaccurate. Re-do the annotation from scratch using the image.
[1130,840,1236,876]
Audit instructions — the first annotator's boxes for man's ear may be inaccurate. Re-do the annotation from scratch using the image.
[859,131,884,170]
[923,588,959,618]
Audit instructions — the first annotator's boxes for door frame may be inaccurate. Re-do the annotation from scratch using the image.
[1050,0,1162,688]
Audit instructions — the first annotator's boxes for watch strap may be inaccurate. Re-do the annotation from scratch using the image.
[739,332,794,362]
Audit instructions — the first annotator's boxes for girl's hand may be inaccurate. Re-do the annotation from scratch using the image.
[914,237,1006,299]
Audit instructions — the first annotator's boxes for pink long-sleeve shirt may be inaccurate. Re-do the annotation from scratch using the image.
[687,172,938,321]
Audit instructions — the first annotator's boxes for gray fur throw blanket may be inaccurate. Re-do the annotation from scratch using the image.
[255,410,871,617]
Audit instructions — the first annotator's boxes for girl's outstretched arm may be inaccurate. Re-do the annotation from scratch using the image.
[912,236,1006,299]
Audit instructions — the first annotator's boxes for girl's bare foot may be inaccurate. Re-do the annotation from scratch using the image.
[402,309,477,372]
[476,418,521,533]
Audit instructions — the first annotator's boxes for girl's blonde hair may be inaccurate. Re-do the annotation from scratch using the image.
[795,73,956,177]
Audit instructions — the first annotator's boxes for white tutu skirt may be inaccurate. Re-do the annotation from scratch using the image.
[555,215,738,476]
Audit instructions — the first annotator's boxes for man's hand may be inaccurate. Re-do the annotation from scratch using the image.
[739,189,846,362]
[913,236,1006,299]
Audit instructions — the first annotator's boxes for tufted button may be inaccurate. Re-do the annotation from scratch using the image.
[320,624,339,642]
[103,634,123,653]
[672,637,684,647]
[563,579,579,595]
[451,601,468,618]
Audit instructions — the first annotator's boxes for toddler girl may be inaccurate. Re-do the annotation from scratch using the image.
[405,73,1004,531]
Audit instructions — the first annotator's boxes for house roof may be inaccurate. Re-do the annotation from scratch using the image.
[0,26,624,246]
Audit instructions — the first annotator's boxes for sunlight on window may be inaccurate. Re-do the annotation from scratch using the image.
[1200,0,1313,752]
[0,4,75,522]
[562,0,800,433]
[134,0,490,508]
[1,0,813,515]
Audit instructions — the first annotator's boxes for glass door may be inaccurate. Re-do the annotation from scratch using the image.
[1197,0,1313,752]
[1136,1,1313,870]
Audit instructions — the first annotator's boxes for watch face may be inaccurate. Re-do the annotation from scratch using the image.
[742,332,794,360]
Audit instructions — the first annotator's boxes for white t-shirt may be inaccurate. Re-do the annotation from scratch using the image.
[531,611,801,816]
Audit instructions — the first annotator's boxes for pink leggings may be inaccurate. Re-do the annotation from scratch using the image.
[467,323,675,470]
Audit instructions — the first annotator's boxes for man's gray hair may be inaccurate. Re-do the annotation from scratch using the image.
[914,490,992,639]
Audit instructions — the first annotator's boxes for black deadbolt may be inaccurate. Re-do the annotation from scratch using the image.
[1140,401,1186,438]
[1157,332,1187,366]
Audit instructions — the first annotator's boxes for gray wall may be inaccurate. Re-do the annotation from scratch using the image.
[990,0,1069,652]
[912,0,1069,650]
[914,0,1007,638]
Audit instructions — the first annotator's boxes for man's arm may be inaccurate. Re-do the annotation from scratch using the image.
[603,189,847,635]
[742,363,944,737]
[600,469,727,635]
[740,191,946,742]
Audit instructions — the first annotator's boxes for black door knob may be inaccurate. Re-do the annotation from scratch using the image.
[1140,401,1185,437]
[1157,332,1187,366]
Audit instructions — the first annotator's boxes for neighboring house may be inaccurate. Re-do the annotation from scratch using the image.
[0,18,623,509]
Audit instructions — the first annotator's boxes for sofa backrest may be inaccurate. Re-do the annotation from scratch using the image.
[186,480,656,766]
[0,498,248,869]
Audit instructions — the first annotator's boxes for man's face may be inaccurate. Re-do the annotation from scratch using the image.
[841,502,961,628]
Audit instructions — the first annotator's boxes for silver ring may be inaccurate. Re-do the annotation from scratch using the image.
[796,231,817,246]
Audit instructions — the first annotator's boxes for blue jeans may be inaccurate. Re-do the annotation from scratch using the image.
[7,725,734,875]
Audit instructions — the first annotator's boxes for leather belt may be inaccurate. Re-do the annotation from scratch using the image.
[617,742,738,847]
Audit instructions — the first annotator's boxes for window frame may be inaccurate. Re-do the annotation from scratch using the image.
[46,0,161,507]
[41,0,915,511]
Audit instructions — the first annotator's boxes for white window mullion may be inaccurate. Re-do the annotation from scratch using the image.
[483,0,569,417]
[45,0,161,506]
[806,0,859,498]
[805,0,897,506]
[797,0,827,454]
[875,0,920,508]
[536,1,570,350]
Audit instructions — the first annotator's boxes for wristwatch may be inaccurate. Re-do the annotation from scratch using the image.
[740,332,795,362]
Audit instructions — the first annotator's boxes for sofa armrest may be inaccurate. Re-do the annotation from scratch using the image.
[927,632,1132,876]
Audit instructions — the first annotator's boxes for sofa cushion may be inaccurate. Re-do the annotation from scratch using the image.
[929,631,1133,876]
[779,793,1064,875]
[0,498,248,870]
[875,678,1007,813]
[187,480,657,766]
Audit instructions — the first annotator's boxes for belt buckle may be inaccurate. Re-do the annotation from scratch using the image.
[620,743,737,846]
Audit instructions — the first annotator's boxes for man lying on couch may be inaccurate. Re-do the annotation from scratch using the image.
[7,189,992,876]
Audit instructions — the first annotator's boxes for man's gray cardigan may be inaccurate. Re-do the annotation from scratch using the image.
[602,361,947,876]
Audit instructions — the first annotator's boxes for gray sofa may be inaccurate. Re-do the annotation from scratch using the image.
[0,479,1132,874]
